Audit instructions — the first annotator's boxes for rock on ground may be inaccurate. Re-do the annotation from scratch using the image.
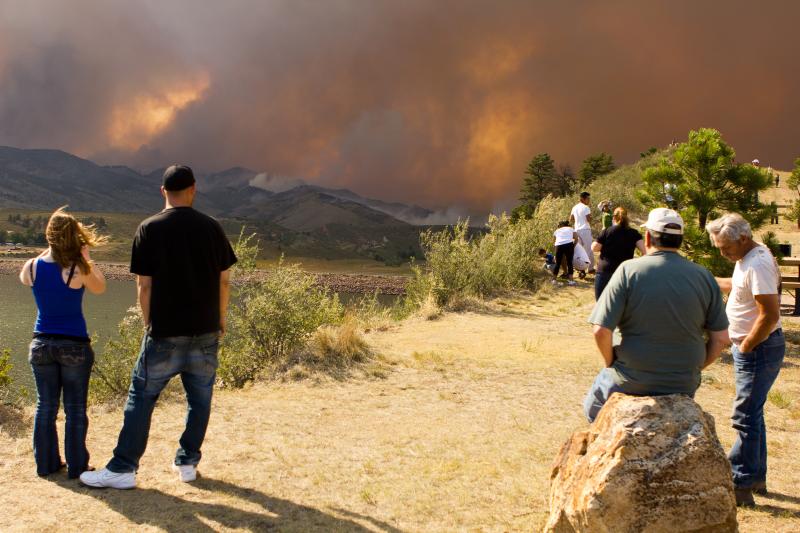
[544,393,737,533]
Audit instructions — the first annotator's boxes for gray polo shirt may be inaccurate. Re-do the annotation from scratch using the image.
[589,251,728,395]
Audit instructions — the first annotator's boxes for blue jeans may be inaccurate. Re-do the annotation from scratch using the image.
[29,337,94,478]
[107,332,219,473]
[582,366,695,422]
[729,329,785,488]
[583,367,625,422]
[594,270,613,300]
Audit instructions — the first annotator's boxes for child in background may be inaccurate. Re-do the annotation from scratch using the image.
[553,221,577,286]
[539,248,556,274]
[598,201,613,230]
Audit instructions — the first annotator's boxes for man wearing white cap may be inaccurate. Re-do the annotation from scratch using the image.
[584,208,730,422]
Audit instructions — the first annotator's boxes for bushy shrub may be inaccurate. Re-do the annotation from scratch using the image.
[0,349,13,404]
[90,306,142,403]
[760,231,785,260]
[90,307,187,403]
[219,258,344,387]
[406,211,556,308]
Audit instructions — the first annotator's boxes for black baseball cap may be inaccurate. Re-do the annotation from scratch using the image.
[162,164,196,191]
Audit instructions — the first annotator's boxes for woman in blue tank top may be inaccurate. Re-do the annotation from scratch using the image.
[19,207,107,478]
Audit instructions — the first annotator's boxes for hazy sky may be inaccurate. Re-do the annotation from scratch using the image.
[1,0,798,213]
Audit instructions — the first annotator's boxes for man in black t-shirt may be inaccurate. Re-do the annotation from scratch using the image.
[81,165,237,489]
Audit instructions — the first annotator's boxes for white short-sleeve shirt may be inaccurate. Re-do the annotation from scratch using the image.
[554,227,575,246]
[571,202,591,230]
[727,244,782,344]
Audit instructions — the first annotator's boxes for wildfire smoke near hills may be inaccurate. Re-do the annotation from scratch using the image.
[0,0,798,213]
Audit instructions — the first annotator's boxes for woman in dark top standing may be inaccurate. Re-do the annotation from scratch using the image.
[19,207,107,478]
[591,207,646,300]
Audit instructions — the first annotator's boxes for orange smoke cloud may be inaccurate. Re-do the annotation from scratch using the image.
[1,1,799,214]
[107,74,209,151]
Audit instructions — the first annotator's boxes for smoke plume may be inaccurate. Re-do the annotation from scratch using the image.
[1,0,798,214]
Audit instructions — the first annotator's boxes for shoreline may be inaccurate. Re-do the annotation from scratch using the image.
[0,258,407,295]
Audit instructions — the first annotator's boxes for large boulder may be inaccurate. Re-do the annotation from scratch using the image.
[544,393,737,533]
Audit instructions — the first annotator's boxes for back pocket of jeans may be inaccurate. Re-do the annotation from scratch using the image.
[201,340,220,371]
[56,345,92,366]
[28,341,51,365]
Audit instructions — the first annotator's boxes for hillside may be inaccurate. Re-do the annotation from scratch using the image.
[0,147,159,212]
[0,147,428,262]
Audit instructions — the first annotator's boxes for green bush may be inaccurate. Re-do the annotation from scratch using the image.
[0,349,13,404]
[406,210,557,308]
[219,258,344,387]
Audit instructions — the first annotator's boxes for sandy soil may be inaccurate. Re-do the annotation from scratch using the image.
[1,283,798,532]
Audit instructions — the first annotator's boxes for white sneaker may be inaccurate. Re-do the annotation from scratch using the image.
[173,463,197,482]
[79,468,136,489]
[567,280,577,286]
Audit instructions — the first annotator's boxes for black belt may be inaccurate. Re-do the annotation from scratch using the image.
[33,333,91,343]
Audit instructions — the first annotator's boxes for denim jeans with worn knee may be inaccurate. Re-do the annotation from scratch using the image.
[29,337,94,478]
[107,332,219,473]
[729,329,785,488]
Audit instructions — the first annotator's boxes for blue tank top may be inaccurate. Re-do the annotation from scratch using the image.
[32,259,88,339]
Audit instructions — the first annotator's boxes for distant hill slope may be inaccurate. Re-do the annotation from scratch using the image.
[0,146,160,212]
[0,146,427,262]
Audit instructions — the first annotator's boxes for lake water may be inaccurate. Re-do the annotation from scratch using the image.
[0,275,136,388]
[0,274,399,389]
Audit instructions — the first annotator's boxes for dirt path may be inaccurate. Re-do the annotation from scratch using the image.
[1,283,798,532]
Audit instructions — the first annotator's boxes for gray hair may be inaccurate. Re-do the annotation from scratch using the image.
[706,213,752,242]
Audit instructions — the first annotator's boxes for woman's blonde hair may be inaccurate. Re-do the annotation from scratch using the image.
[613,207,630,228]
[46,207,108,275]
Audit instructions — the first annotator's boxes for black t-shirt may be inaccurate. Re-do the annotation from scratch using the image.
[595,224,642,274]
[131,207,237,337]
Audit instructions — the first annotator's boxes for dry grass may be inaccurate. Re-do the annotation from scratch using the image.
[1,284,798,532]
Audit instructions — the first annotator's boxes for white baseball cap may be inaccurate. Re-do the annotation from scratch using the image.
[644,208,684,235]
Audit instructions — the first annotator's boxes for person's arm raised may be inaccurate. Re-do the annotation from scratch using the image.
[80,246,106,294]
[19,258,34,286]
[702,329,730,369]
[592,325,615,367]
[219,269,231,337]
[137,275,153,328]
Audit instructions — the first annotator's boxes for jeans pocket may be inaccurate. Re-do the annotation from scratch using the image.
[146,337,179,373]
[201,339,220,371]
[55,344,93,366]
[28,340,52,365]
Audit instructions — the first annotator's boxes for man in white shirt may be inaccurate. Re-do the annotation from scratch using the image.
[707,213,785,508]
[569,192,595,273]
